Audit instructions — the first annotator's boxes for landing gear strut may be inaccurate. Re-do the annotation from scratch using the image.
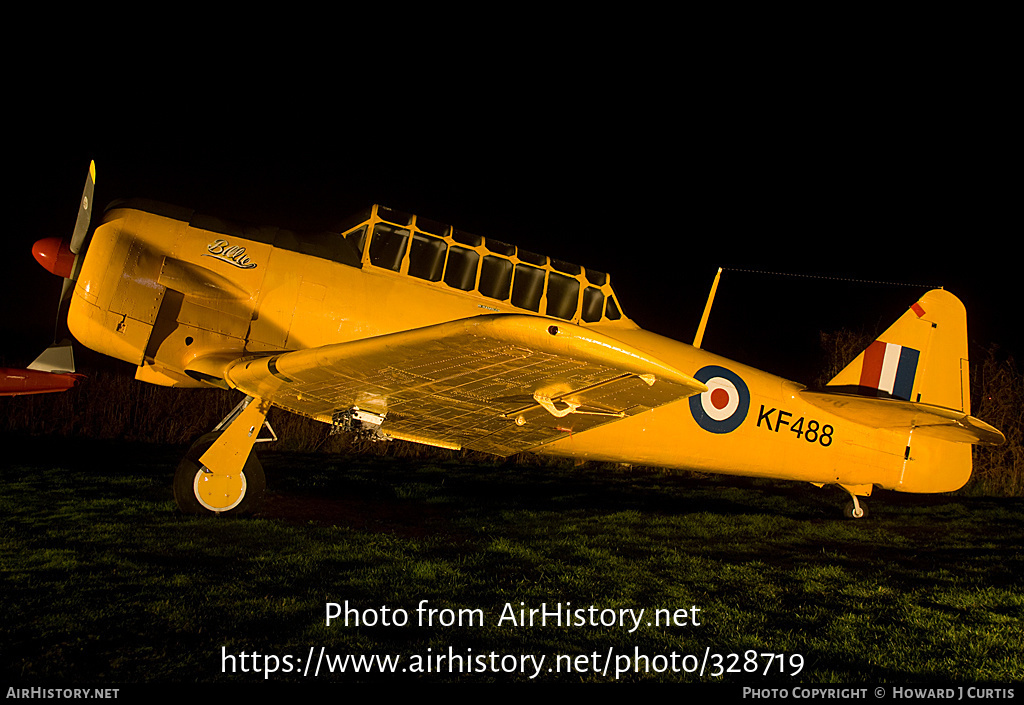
[173,396,275,516]
[174,431,266,515]
[834,483,871,519]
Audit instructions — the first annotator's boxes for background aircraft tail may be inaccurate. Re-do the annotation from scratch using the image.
[803,289,1003,493]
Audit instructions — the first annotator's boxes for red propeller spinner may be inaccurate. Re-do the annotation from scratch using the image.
[32,237,76,278]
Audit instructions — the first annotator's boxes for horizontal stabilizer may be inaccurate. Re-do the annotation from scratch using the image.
[800,390,1005,446]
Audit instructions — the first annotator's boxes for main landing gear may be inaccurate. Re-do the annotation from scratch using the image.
[173,396,275,516]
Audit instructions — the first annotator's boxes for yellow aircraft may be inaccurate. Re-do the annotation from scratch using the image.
[32,163,1004,518]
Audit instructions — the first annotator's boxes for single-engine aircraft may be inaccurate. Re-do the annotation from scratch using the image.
[30,163,1005,518]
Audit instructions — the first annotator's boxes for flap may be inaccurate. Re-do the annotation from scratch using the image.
[218,315,706,455]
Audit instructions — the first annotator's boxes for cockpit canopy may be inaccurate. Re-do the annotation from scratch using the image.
[342,205,624,324]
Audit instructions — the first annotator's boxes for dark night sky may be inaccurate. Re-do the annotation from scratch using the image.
[4,64,1018,390]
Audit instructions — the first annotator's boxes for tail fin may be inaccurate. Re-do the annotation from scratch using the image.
[808,289,1004,494]
[826,289,969,412]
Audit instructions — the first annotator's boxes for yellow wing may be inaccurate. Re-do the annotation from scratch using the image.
[207,315,706,456]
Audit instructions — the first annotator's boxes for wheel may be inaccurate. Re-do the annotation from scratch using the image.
[174,432,265,515]
[843,499,868,519]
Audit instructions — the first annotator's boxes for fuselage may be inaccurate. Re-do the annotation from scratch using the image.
[66,200,918,493]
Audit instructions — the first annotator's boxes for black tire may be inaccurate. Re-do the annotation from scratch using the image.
[173,432,265,515]
[843,499,868,519]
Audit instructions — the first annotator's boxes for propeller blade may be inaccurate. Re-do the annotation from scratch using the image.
[40,161,96,354]
[69,160,96,255]
[49,270,76,346]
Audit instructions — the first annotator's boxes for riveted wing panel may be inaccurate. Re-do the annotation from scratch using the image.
[222,315,706,456]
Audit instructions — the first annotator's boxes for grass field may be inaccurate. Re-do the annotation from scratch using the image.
[2,436,1022,685]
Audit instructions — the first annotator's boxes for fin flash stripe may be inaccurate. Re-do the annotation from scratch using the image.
[860,341,920,400]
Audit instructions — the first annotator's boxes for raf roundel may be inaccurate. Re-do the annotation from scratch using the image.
[688,365,750,434]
